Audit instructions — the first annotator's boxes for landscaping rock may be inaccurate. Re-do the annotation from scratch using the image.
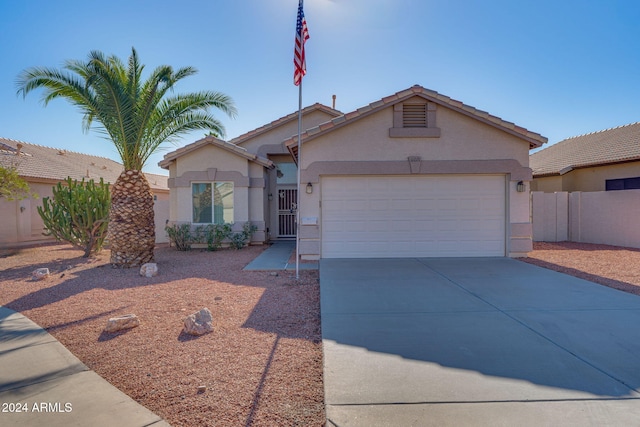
[183,308,213,336]
[31,268,50,281]
[104,314,140,333]
[139,263,158,278]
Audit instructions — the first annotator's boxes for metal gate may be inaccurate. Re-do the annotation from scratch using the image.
[278,187,297,237]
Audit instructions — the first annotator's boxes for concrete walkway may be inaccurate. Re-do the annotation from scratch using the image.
[320,257,640,426]
[243,240,318,271]
[0,306,171,427]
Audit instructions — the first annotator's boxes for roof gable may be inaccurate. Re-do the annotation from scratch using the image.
[530,122,640,177]
[159,136,273,169]
[0,137,168,191]
[285,85,547,161]
[229,103,341,146]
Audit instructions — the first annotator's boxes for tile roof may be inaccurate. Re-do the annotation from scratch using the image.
[285,85,548,160]
[229,103,342,146]
[158,135,273,169]
[0,137,168,191]
[530,122,640,177]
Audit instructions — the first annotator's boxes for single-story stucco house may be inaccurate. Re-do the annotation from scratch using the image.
[531,121,640,192]
[0,138,170,248]
[159,85,547,259]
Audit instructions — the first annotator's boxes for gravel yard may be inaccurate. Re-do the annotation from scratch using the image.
[3,240,640,426]
[0,244,324,427]
[521,241,640,296]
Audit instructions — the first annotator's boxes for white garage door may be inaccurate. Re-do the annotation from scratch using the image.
[321,175,506,258]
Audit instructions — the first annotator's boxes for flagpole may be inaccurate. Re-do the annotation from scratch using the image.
[296,80,302,280]
[294,0,308,280]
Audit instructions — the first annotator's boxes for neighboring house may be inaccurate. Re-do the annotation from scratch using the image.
[160,85,547,259]
[0,138,170,248]
[531,121,640,192]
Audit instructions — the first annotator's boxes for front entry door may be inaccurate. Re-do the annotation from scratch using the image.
[277,186,297,238]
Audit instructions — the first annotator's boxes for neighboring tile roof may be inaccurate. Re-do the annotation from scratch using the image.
[229,103,342,146]
[530,122,640,177]
[285,85,548,160]
[0,137,168,191]
[159,135,273,169]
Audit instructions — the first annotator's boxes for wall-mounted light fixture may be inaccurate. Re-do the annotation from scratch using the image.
[516,181,525,192]
[20,206,26,212]
[306,182,313,194]
[268,193,273,201]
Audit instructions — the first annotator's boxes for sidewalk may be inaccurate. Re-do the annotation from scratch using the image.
[0,306,171,427]
[243,241,318,271]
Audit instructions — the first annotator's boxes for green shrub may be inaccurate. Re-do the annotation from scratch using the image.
[165,223,193,251]
[205,223,233,251]
[166,222,256,251]
[229,222,257,250]
[37,177,110,257]
[0,165,37,201]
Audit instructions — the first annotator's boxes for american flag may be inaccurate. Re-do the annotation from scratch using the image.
[294,0,309,86]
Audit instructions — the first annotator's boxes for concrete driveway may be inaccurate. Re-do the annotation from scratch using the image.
[320,257,640,426]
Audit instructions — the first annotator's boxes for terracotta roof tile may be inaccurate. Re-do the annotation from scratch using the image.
[381,94,399,103]
[229,103,341,146]
[530,122,640,176]
[159,136,273,169]
[0,137,168,191]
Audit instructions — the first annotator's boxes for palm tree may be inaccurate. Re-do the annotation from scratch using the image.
[17,48,236,267]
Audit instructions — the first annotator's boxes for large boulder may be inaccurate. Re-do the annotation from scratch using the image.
[139,263,158,278]
[183,308,213,336]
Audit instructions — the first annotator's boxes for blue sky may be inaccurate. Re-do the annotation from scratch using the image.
[2,0,640,175]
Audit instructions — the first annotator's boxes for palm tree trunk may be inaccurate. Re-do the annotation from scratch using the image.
[108,170,155,267]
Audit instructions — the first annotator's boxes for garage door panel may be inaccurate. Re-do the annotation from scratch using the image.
[321,175,506,258]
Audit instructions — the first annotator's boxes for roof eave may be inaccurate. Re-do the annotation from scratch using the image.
[231,103,342,146]
[284,86,547,158]
[533,156,640,178]
[159,136,274,169]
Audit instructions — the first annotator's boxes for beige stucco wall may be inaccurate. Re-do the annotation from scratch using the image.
[237,110,337,156]
[532,162,640,193]
[1,181,169,248]
[564,162,640,192]
[0,182,54,248]
[300,99,530,165]
[295,101,535,259]
[153,190,170,244]
[569,190,640,248]
[531,175,562,192]
[532,190,640,249]
[166,144,269,243]
[174,145,250,178]
[532,191,569,242]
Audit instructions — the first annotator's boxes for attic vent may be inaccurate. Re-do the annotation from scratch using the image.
[390,100,441,138]
[403,104,427,127]
[57,150,66,155]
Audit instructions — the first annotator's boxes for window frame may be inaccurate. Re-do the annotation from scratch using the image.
[606,176,640,191]
[191,181,234,225]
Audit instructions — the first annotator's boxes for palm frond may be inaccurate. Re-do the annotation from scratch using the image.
[16,47,236,170]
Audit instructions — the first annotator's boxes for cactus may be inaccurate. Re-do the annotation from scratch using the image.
[37,177,110,257]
